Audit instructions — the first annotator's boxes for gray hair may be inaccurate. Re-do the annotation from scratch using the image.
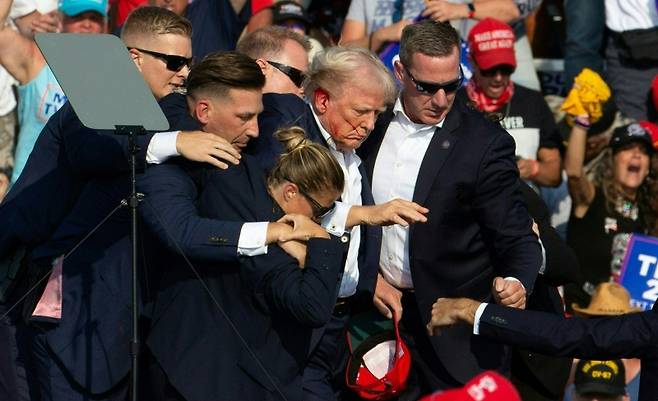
[304,47,397,104]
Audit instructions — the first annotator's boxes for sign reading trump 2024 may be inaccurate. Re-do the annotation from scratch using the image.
[619,234,658,310]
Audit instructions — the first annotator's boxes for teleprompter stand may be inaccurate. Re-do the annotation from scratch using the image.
[35,33,170,401]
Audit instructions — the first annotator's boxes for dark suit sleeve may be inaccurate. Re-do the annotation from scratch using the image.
[243,237,345,327]
[480,303,658,359]
[520,182,581,286]
[138,163,242,263]
[473,132,542,291]
[64,128,154,176]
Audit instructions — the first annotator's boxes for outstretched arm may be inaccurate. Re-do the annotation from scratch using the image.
[0,0,44,84]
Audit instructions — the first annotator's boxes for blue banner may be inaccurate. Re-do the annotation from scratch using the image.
[619,234,658,311]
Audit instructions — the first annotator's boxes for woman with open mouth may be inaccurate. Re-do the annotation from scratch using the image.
[563,118,656,313]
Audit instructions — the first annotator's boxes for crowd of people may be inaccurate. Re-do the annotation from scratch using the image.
[1,1,658,401]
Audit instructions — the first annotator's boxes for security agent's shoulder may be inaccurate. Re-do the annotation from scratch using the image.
[262,92,307,117]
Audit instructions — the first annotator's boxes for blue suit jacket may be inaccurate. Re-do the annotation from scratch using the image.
[0,102,153,261]
[14,95,196,395]
[146,156,347,401]
[480,302,658,401]
[358,97,542,384]
[246,93,381,299]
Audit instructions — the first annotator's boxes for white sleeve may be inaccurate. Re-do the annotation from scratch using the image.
[345,0,367,24]
[146,131,180,164]
[321,201,350,236]
[237,222,268,256]
[473,303,489,335]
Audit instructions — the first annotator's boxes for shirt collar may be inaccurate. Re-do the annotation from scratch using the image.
[393,97,445,132]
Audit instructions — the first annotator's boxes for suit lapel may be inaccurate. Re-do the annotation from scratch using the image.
[412,106,462,207]
[362,109,394,182]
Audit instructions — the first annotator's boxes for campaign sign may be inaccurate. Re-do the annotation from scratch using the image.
[619,234,658,310]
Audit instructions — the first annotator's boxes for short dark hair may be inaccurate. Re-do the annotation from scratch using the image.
[236,26,311,60]
[187,51,266,99]
[399,20,460,68]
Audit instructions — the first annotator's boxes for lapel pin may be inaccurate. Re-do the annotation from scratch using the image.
[441,140,450,149]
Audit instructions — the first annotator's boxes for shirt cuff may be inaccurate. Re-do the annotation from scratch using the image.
[322,201,349,235]
[538,237,547,275]
[473,302,488,335]
[146,131,180,164]
[503,276,525,291]
[237,222,268,256]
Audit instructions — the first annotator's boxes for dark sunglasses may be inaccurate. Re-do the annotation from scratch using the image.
[284,176,336,219]
[404,64,463,95]
[128,47,193,72]
[479,65,515,77]
[267,60,307,88]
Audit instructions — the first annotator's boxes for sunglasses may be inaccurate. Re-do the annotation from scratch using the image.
[129,47,193,72]
[404,64,463,95]
[284,176,336,219]
[267,60,307,88]
[479,65,515,77]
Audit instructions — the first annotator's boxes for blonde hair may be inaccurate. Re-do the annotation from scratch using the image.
[304,47,397,104]
[268,127,344,195]
[121,6,192,43]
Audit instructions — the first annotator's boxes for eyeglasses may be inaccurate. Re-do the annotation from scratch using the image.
[479,65,515,77]
[404,64,463,95]
[267,60,307,88]
[283,176,336,219]
[128,47,193,72]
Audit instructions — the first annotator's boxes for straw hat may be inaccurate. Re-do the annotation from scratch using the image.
[572,282,641,316]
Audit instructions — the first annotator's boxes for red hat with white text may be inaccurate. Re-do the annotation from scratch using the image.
[468,18,516,70]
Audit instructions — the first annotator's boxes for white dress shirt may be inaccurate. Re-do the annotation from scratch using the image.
[371,98,442,289]
[146,131,269,256]
[311,107,362,298]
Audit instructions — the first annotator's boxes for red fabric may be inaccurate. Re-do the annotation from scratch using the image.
[420,371,521,401]
[651,75,658,111]
[465,79,515,113]
[467,18,516,70]
[113,0,148,27]
[252,0,273,14]
[639,120,658,150]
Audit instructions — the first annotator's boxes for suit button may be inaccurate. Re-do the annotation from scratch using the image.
[340,236,349,243]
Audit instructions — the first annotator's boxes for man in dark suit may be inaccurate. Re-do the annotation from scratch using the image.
[145,52,350,401]
[246,46,429,400]
[3,8,239,401]
[356,20,542,393]
[426,297,658,401]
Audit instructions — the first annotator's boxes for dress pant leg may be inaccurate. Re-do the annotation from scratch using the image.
[563,0,605,90]
[397,292,462,398]
[303,313,350,401]
[31,329,128,401]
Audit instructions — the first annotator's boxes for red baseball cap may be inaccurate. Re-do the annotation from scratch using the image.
[467,18,517,70]
[420,371,521,401]
[345,310,411,400]
[638,120,658,151]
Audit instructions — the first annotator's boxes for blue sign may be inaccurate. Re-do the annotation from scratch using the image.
[619,234,658,311]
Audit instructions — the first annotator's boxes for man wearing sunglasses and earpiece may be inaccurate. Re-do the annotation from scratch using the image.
[236,26,310,99]
[358,19,542,396]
